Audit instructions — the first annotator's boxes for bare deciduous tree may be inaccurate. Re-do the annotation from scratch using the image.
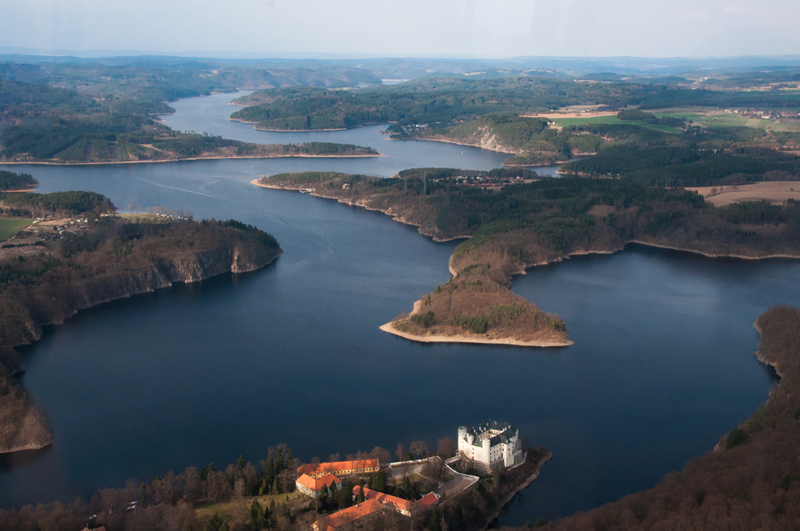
[409,440,428,459]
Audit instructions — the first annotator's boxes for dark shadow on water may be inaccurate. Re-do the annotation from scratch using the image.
[0,445,53,472]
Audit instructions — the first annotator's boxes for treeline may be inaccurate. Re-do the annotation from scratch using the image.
[0,191,114,215]
[617,109,687,128]
[525,305,800,531]
[0,445,301,531]
[561,145,800,186]
[0,118,379,162]
[217,220,280,249]
[0,60,381,107]
[231,76,658,131]
[0,78,100,115]
[639,87,800,109]
[437,114,573,161]
[0,170,37,191]
[282,142,378,155]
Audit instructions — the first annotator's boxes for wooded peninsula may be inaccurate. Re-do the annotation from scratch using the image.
[255,167,800,347]
[0,189,282,454]
[0,79,379,164]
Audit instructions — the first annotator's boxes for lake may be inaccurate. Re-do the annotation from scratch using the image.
[0,93,796,526]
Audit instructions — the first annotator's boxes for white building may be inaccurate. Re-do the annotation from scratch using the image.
[457,421,523,472]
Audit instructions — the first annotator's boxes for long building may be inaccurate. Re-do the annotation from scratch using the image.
[457,420,523,472]
[297,458,380,479]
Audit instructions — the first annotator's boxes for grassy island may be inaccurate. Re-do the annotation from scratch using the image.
[255,167,800,348]
[0,187,282,454]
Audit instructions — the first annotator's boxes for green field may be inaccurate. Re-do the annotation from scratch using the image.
[0,218,31,241]
[551,115,683,133]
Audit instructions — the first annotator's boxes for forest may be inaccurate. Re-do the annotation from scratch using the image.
[0,116,377,163]
[0,79,378,163]
[560,146,800,187]
[0,170,37,191]
[230,77,659,131]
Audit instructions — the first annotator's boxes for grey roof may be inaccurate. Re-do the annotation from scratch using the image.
[465,420,517,448]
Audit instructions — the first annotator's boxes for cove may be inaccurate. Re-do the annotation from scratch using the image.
[0,93,796,527]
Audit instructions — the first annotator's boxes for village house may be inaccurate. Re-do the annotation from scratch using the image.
[297,458,380,479]
[296,473,342,498]
[457,421,523,473]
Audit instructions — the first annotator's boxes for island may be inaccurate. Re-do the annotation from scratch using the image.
[0,187,283,454]
[254,168,800,348]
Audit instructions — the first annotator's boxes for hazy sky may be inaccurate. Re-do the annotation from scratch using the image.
[2,0,799,58]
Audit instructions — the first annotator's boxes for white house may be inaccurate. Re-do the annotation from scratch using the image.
[457,421,523,472]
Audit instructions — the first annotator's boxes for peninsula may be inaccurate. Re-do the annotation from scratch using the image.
[254,169,800,348]
[0,188,283,454]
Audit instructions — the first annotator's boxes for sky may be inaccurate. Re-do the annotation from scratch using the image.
[1,0,799,59]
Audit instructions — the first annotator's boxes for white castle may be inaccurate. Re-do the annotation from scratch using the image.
[457,421,523,471]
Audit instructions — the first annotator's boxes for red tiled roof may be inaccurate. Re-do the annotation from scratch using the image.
[314,499,383,530]
[417,492,440,509]
[355,487,414,514]
[297,473,341,492]
[297,458,380,477]
[317,473,341,489]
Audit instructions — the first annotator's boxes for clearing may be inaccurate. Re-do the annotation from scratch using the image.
[0,218,32,242]
[687,181,800,206]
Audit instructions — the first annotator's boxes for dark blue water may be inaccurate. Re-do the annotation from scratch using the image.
[0,94,795,527]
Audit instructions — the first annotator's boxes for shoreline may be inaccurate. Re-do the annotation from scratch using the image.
[406,135,518,154]
[752,320,785,379]
[252,178,800,348]
[0,153,382,167]
[229,116,347,132]
[485,450,553,529]
[379,321,574,347]
[230,117,388,132]
[0,186,39,193]
[0,440,54,455]
[627,240,800,261]
[250,180,470,243]
[396,135,579,167]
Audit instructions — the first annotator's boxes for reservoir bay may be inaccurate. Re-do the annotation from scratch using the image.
[0,93,797,525]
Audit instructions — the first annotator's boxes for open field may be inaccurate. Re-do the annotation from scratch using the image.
[523,110,619,119]
[687,181,800,206]
[195,491,305,523]
[547,114,683,133]
[0,218,32,241]
[647,108,800,131]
